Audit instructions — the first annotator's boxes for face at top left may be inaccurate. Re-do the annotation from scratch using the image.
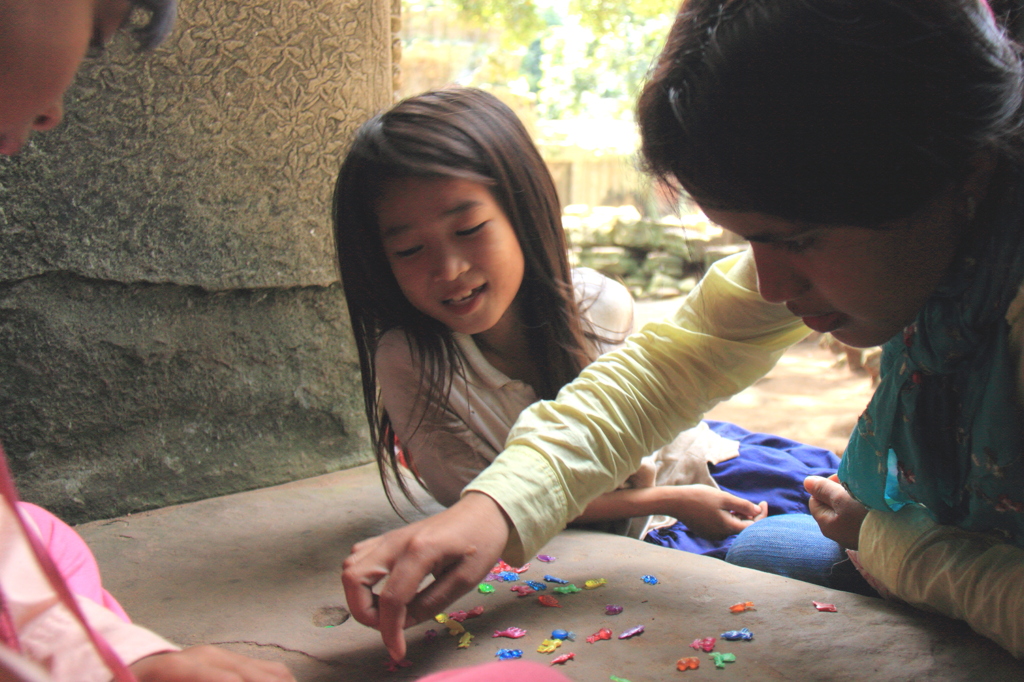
[0,0,134,155]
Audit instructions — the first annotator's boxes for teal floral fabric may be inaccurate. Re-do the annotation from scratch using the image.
[839,174,1024,547]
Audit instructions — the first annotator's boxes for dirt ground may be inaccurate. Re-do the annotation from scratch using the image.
[634,296,877,455]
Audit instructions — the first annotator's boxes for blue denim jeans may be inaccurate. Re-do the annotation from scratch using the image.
[724,513,877,597]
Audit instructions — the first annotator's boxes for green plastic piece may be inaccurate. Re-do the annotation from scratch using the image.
[552,584,581,594]
[710,652,737,669]
[478,583,494,594]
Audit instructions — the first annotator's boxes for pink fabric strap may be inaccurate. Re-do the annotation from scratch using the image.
[0,448,137,682]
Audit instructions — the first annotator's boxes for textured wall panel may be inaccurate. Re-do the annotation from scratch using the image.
[0,0,392,289]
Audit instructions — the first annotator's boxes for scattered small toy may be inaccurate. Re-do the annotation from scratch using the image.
[537,595,561,607]
[618,625,645,640]
[493,560,531,574]
[448,610,469,622]
[584,578,607,590]
[605,604,623,615]
[497,571,519,582]
[434,613,448,624]
[813,601,838,612]
[423,629,438,644]
[457,632,474,649]
[385,658,412,673]
[689,636,716,652]
[676,657,700,671]
[495,648,523,661]
[721,628,753,641]
[710,652,737,669]
[526,580,547,591]
[478,583,495,594]
[641,575,659,585]
[466,605,485,619]
[537,638,563,654]
[551,629,576,641]
[586,628,613,644]
[493,627,527,639]
[445,619,465,636]
[544,575,569,584]
[553,584,581,594]
[510,585,534,596]
[550,652,575,666]
[729,601,755,613]
[609,675,631,682]
[537,554,557,563]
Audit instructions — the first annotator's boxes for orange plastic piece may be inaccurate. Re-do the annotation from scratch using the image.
[537,595,561,607]
[677,657,700,671]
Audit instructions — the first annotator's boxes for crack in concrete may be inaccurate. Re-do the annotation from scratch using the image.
[209,640,341,666]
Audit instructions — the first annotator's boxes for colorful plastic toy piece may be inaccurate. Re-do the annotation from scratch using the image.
[457,632,474,649]
[433,613,448,624]
[493,560,531,574]
[497,571,519,582]
[618,625,645,640]
[448,610,468,622]
[537,554,557,563]
[729,601,755,613]
[510,585,534,596]
[424,629,438,644]
[641,574,659,585]
[609,676,631,682]
[538,595,561,607]
[495,648,523,660]
[584,578,607,589]
[493,627,528,639]
[537,638,562,654]
[689,636,716,652]
[710,652,737,669]
[813,601,838,612]
[445,619,465,636]
[484,573,502,582]
[478,583,495,594]
[721,628,753,641]
[605,604,623,615]
[553,584,581,594]
[586,628,613,644]
[466,605,485,618]
[550,652,575,666]
[385,658,412,673]
[526,580,547,591]
[544,575,569,584]
[551,629,576,640]
[676,657,700,671]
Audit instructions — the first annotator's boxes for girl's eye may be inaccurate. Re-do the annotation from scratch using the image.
[456,222,487,237]
[777,235,816,254]
[393,245,422,258]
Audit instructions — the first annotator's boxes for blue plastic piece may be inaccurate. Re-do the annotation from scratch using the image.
[497,571,519,582]
[641,574,659,585]
[495,648,524,660]
[721,628,754,641]
[544,575,569,584]
[526,580,547,591]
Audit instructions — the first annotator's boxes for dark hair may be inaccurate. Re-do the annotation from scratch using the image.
[333,88,593,509]
[131,0,178,50]
[638,0,1024,225]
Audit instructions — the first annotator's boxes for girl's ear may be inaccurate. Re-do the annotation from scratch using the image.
[959,150,999,217]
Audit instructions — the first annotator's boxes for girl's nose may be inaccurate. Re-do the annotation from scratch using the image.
[750,243,810,304]
[434,249,470,281]
[32,102,64,132]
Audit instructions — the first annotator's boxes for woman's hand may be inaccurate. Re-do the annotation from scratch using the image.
[130,645,295,682]
[341,492,511,662]
[806,474,868,549]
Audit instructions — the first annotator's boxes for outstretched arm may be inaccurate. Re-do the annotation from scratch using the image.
[130,646,295,682]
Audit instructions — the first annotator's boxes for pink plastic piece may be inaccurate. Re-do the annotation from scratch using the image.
[618,624,644,639]
[537,554,557,563]
[448,609,468,622]
[510,585,533,596]
[493,627,528,639]
[586,627,613,644]
[689,636,716,652]
[466,605,485,618]
[550,652,575,665]
[424,629,438,644]
[813,601,838,612]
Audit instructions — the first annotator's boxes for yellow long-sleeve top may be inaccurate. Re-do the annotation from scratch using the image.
[465,249,1024,657]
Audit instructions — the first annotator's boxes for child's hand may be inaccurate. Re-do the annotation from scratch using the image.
[666,486,768,540]
[130,645,295,682]
[342,491,511,663]
[806,474,868,550]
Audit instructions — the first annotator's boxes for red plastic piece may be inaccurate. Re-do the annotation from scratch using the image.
[537,595,561,607]
[550,652,575,666]
[586,628,613,644]
[813,601,838,612]
[689,636,716,652]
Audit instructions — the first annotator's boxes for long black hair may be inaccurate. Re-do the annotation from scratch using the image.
[638,0,1024,225]
[333,88,594,510]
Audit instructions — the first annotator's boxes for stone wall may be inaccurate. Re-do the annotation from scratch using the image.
[0,0,395,522]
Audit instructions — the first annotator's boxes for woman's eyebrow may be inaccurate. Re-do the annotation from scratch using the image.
[441,199,482,217]
[744,225,816,243]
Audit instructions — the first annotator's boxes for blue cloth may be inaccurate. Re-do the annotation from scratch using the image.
[840,171,1024,547]
[724,514,876,597]
[643,420,840,558]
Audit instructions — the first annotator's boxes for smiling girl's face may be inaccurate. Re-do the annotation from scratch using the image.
[376,176,526,346]
[0,0,134,155]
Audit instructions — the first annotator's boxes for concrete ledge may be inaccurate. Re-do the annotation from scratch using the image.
[79,464,1024,681]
